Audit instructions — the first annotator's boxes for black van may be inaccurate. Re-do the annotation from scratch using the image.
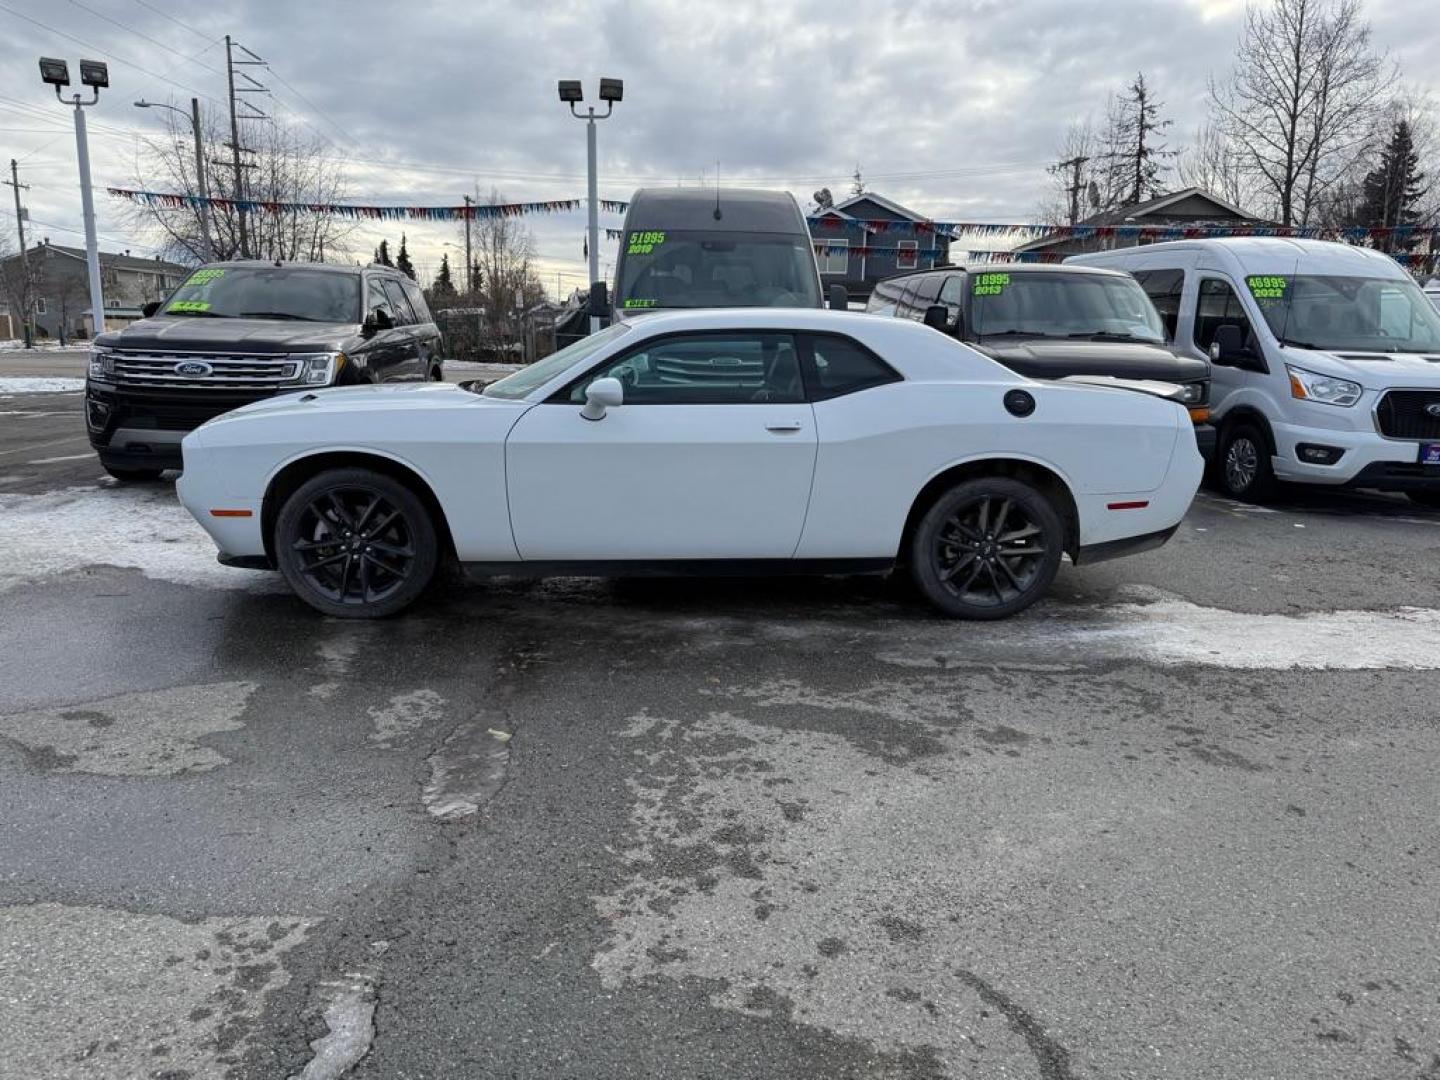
[86,261,442,480]
[869,263,1215,454]
[612,188,844,318]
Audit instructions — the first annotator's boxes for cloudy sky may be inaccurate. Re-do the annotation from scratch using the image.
[1,0,1437,294]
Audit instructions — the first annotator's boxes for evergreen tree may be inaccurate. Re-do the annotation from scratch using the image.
[1353,120,1429,240]
[432,252,455,298]
[374,239,393,267]
[470,260,482,297]
[1102,73,1174,206]
[395,233,415,280]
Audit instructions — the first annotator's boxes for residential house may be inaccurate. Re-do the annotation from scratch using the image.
[0,240,188,342]
[1014,187,1267,260]
[809,193,951,302]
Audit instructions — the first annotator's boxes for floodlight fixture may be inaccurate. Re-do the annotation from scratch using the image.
[557,80,583,104]
[598,78,623,103]
[39,57,70,88]
[79,60,109,89]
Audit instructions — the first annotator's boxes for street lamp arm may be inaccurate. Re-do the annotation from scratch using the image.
[57,86,100,107]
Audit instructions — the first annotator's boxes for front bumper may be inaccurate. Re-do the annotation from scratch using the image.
[85,379,290,470]
[1269,419,1440,489]
[1194,422,1217,460]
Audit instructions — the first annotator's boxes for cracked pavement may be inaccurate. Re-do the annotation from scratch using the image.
[2,387,1439,1078]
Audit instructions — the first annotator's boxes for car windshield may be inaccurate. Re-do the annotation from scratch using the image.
[483,322,632,400]
[617,230,822,311]
[1247,274,1440,353]
[161,267,361,323]
[970,272,1166,343]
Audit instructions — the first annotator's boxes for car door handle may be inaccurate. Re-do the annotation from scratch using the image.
[765,421,804,433]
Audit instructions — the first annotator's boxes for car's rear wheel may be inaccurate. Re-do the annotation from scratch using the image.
[103,463,164,482]
[1213,422,1276,501]
[275,468,438,618]
[1407,491,1440,510]
[910,477,1063,619]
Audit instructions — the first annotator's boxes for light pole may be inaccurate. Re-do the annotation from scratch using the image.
[136,98,213,262]
[39,57,107,339]
[559,77,622,333]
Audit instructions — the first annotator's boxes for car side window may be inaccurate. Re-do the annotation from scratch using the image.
[367,278,395,322]
[938,275,964,307]
[562,333,804,405]
[1193,278,1254,352]
[401,280,432,324]
[895,279,922,319]
[911,274,944,312]
[804,333,902,400]
[867,277,904,315]
[1134,268,1184,340]
[382,280,415,324]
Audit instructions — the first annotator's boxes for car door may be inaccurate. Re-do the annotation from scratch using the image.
[505,331,818,560]
[401,279,440,378]
[381,278,424,380]
[1190,276,1265,407]
[360,276,407,382]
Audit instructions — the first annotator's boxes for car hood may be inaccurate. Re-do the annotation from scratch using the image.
[973,338,1209,382]
[98,316,358,353]
[1286,346,1440,388]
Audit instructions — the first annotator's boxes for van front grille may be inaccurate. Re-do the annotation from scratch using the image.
[1375,390,1440,439]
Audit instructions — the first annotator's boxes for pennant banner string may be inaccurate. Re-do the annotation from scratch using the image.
[107,188,629,221]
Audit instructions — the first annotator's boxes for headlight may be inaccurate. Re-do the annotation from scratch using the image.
[1286,365,1361,407]
[1176,381,1206,406]
[288,352,347,386]
[88,346,113,380]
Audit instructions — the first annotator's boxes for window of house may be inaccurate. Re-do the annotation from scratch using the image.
[1193,278,1254,352]
[1133,268,1185,341]
[34,298,46,315]
[805,334,902,399]
[896,240,919,271]
[563,332,804,405]
[817,238,849,275]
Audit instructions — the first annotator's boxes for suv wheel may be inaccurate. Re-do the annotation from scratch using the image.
[275,467,439,618]
[910,477,1063,620]
[1213,422,1276,501]
[103,463,164,482]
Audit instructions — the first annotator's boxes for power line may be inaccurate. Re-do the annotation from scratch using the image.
[64,0,225,76]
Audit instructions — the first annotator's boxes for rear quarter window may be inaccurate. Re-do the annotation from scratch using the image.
[804,334,902,400]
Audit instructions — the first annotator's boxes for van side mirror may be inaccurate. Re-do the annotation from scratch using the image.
[1209,323,1247,366]
[589,281,609,319]
[828,283,849,311]
[141,300,160,318]
[922,304,949,331]
[363,307,394,337]
[581,376,623,421]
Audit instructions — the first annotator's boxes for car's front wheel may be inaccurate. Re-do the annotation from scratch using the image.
[1213,422,1276,501]
[910,477,1064,619]
[275,467,439,618]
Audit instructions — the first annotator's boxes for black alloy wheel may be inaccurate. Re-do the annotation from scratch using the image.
[275,467,439,618]
[910,477,1064,619]
[1213,421,1276,501]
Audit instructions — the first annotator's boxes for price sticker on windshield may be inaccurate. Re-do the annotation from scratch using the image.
[972,272,1010,297]
[184,268,226,287]
[1246,275,1288,300]
[626,231,667,256]
[622,298,658,309]
[167,300,211,312]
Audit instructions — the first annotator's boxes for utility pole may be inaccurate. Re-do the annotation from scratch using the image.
[463,193,474,295]
[1056,155,1090,226]
[224,36,268,259]
[559,78,622,333]
[135,98,213,261]
[4,160,34,347]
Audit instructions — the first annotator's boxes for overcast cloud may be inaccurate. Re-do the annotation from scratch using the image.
[1,0,1437,291]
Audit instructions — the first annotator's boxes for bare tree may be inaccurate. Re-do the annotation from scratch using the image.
[1175,123,1254,209]
[1209,0,1394,225]
[119,107,358,264]
[1039,121,1102,225]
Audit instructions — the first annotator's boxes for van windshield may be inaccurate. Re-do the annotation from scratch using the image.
[1247,274,1440,353]
[970,272,1165,343]
[162,267,361,323]
[617,230,822,311]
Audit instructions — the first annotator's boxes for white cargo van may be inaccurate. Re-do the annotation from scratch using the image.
[1069,239,1440,507]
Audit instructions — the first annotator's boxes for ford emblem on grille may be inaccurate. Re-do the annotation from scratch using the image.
[174,360,213,378]
[1426,403,1440,418]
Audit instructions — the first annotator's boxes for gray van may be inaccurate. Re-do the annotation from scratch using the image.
[611,188,841,318]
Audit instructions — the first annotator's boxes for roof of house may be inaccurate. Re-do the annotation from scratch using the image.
[30,243,188,273]
[832,192,933,222]
[1017,187,1266,253]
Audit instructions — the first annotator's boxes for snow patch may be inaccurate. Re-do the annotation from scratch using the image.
[288,970,378,1080]
[422,721,511,819]
[0,485,282,594]
[367,689,445,748]
[0,377,86,394]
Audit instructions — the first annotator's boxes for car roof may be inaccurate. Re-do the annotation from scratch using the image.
[878,263,1130,282]
[1070,236,1406,276]
[198,259,370,276]
[623,187,808,235]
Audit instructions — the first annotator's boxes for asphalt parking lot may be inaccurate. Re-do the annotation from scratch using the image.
[2,376,1439,1080]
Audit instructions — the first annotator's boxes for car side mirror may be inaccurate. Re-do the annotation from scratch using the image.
[141,300,160,318]
[828,283,849,311]
[1209,323,1246,367]
[589,281,609,320]
[923,304,949,331]
[363,307,394,337]
[581,376,623,421]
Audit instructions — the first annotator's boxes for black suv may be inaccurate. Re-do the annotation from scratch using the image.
[868,263,1215,456]
[86,260,442,480]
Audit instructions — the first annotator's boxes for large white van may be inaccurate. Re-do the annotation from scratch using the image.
[1069,239,1440,508]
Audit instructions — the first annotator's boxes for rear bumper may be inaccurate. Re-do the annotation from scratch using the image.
[1073,524,1180,565]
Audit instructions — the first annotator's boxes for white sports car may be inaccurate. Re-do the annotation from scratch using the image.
[176,309,1203,619]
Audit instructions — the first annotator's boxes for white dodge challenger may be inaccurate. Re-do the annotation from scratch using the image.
[176,309,1202,619]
